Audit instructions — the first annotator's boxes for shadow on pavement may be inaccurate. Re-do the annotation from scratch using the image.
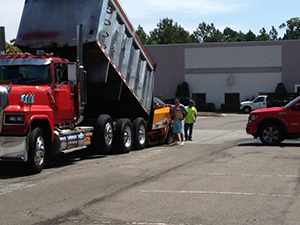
[0,147,106,178]
[238,143,264,147]
[238,142,300,148]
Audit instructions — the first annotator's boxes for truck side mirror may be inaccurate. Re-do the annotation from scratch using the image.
[293,103,300,110]
[68,64,77,87]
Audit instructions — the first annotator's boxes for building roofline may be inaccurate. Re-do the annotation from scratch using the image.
[145,39,300,48]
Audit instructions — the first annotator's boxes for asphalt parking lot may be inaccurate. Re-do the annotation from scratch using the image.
[1,113,300,225]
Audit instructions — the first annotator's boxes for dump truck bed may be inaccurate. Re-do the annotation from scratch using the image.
[16,0,155,118]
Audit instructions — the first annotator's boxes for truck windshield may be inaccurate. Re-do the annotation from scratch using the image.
[284,96,300,108]
[0,65,51,85]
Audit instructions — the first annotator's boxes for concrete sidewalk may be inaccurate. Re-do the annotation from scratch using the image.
[198,111,228,117]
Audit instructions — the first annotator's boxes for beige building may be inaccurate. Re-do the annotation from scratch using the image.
[146,41,300,109]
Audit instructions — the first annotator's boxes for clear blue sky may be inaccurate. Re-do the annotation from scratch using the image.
[1,0,299,41]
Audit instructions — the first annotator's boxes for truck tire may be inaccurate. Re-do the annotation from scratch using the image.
[243,106,251,114]
[115,118,133,153]
[133,118,147,150]
[93,114,114,154]
[259,124,284,145]
[27,127,46,174]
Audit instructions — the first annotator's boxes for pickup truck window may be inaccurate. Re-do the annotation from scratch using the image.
[284,96,300,108]
[254,97,264,103]
[0,65,52,85]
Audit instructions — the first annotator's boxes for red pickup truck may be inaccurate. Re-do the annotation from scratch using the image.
[246,96,300,145]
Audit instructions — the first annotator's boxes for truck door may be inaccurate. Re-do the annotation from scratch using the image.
[286,101,300,133]
[53,63,75,122]
[253,97,266,110]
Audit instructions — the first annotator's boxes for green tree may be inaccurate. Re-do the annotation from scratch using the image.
[275,82,287,95]
[192,22,223,43]
[244,30,256,41]
[5,39,22,54]
[280,17,300,40]
[256,28,270,41]
[148,18,196,44]
[223,27,240,42]
[269,26,278,40]
[175,82,190,98]
[136,25,148,45]
[175,83,184,98]
[181,82,190,98]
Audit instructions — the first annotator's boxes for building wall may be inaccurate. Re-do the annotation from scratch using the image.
[282,41,300,92]
[185,73,282,108]
[146,45,185,98]
[185,44,282,107]
[185,45,282,69]
[146,40,300,109]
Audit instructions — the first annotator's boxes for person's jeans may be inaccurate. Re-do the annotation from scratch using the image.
[184,123,194,140]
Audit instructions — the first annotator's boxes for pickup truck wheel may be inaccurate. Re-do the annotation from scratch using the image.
[259,124,283,145]
[115,119,133,153]
[27,127,46,174]
[93,115,114,154]
[243,106,251,114]
[133,118,147,150]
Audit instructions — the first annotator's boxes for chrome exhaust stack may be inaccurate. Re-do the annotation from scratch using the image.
[76,24,87,124]
[0,27,6,56]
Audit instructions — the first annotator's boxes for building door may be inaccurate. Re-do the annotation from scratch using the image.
[192,93,206,104]
[225,93,240,104]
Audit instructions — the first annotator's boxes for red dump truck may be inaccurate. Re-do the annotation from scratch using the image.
[0,0,172,173]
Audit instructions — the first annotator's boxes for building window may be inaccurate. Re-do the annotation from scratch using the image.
[192,93,206,104]
[225,93,240,104]
[295,84,300,93]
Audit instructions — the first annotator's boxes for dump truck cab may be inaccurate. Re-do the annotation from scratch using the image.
[0,54,79,167]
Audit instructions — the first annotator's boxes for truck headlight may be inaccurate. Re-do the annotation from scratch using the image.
[4,114,25,125]
[248,114,258,123]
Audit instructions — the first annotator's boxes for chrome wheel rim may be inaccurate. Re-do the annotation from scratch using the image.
[104,123,113,146]
[262,127,279,143]
[35,136,45,166]
[123,126,132,148]
[138,124,146,145]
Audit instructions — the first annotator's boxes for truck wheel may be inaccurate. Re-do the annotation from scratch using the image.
[93,114,114,154]
[243,106,251,114]
[259,124,283,145]
[115,119,133,153]
[27,127,46,174]
[133,118,147,150]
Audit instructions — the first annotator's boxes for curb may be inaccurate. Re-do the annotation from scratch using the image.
[198,112,228,117]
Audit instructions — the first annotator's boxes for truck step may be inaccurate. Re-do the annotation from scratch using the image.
[61,146,88,154]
